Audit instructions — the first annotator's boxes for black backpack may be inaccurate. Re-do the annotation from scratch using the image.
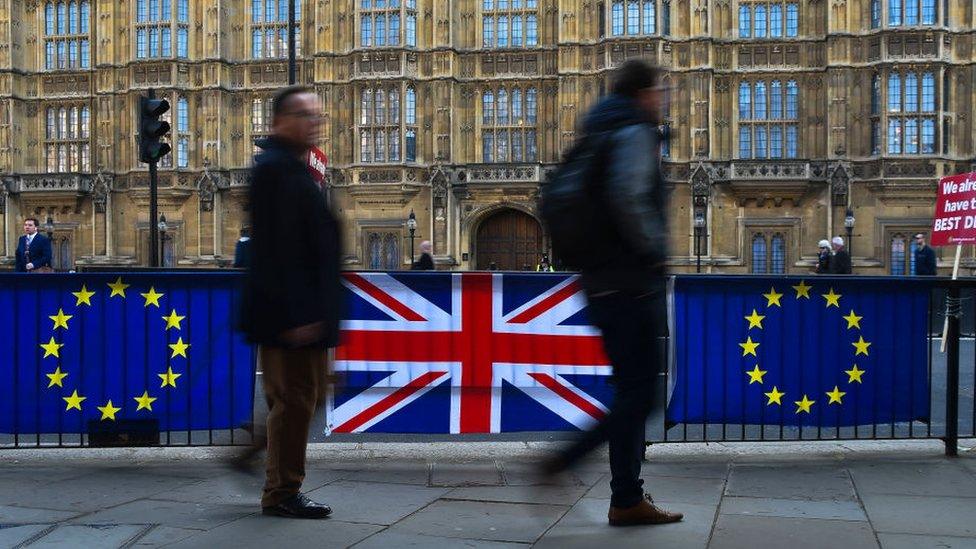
[539,131,623,270]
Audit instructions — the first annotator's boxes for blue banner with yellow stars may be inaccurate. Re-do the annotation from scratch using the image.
[0,273,255,434]
[667,276,931,427]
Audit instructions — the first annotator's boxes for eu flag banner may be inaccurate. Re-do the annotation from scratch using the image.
[0,273,255,435]
[667,277,930,427]
[329,272,613,434]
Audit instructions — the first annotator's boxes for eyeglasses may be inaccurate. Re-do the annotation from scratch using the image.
[282,110,322,120]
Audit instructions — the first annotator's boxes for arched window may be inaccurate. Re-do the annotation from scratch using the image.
[611,1,624,35]
[890,234,906,275]
[751,234,767,274]
[481,87,538,163]
[770,4,782,36]
[738,5,750,37]
[754,4,766,37]
[45,3,55,35]
[485,0,537,46]
[738,82,751,120]
[770,234,786,274]
[785,80,798,118]
[46,103,90,173]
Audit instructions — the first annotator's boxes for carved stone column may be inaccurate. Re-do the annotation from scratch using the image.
[431,168,451,262]
[91,172,113,257]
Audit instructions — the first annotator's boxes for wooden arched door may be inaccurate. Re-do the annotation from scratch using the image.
[475,209,543,271]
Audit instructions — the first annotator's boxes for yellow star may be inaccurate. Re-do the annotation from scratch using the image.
[49,308,73,330]
[826,386,846,405]
[107,277,129,298]
[822,288,841,308]
[852,336,871,356]
[63,390,86,411]
[46,366,69,388]
[162,310,185,331]
[140,287,164,308]
[739,336,760,357]
[168,337,190,359]
[133,390,157,412]
[746,365,767,384]
[744,309,766,330]
[764,386,785,405]
[39,337,64,358]
[763,287,783,307]
[72,284,96,306]
[843,310,863,330]
[159,366,182,388]
[792,280,812,299]
[845,364,866,384]
[97,399,121,421]
[794,394,815,414]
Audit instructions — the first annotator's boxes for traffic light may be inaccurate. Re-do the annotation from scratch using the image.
[139,96,171,163]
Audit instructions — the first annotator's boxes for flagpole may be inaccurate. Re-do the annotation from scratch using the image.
[939,243,962,353]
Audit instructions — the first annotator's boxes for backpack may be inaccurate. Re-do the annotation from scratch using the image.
[539,131,622,270]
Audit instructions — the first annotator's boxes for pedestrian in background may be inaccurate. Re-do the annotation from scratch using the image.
[536,254,554,272]
[829,236,852,274]
[411,240,435,270]
[233,227,251,268]
[237,85,341,520]
[913,233,937,275]
[541,59,682,527]
[15,218,52,273]
[815,239,831,274]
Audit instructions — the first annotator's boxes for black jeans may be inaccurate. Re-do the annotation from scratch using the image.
[557,288,665,508]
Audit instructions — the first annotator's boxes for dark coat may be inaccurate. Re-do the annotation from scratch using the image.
[411,253,435,271]
[15,233,52,272]
[914,245,937,275]
[830,249,852,274]
[576,94,668,294]
[816,250,831,274]
[239,137,342,348]
[233,238,251,269]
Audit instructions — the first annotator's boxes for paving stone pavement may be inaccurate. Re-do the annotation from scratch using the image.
[1,444,975,548]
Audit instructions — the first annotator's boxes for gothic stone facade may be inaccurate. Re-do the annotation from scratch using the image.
[0,0,973,273]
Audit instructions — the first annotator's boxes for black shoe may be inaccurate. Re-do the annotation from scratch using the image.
[262,493,332,519]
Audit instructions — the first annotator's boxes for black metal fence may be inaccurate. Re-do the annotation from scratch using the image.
[1,273,973,455]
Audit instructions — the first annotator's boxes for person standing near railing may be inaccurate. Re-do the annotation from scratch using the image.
[829,236,852,274]
[815,239,831,274]
[15,218,52,273]
[236,85,341,520]
[540,59,682,527]
[411,241,435,270]
[914,233,937,276]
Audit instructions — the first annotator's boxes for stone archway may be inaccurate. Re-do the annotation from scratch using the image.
[474,208,543,271]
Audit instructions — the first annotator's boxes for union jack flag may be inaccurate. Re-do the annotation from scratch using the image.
[327,272,613,434]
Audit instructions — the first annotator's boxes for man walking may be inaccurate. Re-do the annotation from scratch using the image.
[543,59,682,527]
[238,85,341,519]
[233,227,251,268]
[15,218,52,273]
[829,236,852,274]
[411,240,435,270]
[914,233,937,275]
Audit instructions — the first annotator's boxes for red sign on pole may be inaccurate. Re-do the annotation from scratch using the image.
[932,171,976,247]
[307,146,328,185]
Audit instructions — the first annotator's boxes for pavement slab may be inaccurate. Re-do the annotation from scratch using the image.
[430,463,505,487]
[708,515,880,549]
[326,462,432,486]
[584,473,726,506]
[860,493,976,538]
[0,524,55,548]
[877,533,976,549]
[350,530,530,548]
[848,460,976,496]
[718,496,868,522]
[1,470,203,513]
[444,484,589,506]
[26,524,148,548]
[68,498,255,531]
[391,499,568,544]
[305,480,452,526]
[164,516,384,548]
[129,525,203,547]
[0,505,83,524]
[533,499,715,549]
[724,464,857,501]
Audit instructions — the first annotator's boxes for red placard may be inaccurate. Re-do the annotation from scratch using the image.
[931,171,976,247]
[307,146,328,185]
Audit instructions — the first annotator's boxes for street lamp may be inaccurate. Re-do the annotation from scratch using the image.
[406,210,417,268]
[157,214,169,268]
[844,208,855,256]
[44,216,54,240]
[693,209,706,274]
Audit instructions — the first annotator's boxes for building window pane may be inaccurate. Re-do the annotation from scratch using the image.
[889,0,902,25]
[376,15,386,46]
[483,91,494,124]
[754,81,766,119]
[406,87,416,124]
[904,118,918,153]
[785,125,797,157]
[871,120,881,154]
[921,118,935,153]
[751,234,767,274]
[739,126,751,158]
[738,82,751,120]
[178,28,188,57]
[642,0,654,33]
[921,72,935,111]
[754,4,766,37]
[891,236,905,275]
[57,2,66,33]
[406,13,416,46]
[46,3,55,34]
[526,88,537,122]
[406,129,416,161]
[389,13,400,45]
[627,1,638,34]
[755,126,767,158]
[770,80,782,118]
[526,15,537,45]
[738,5,750,37]
[496,128,508,161]
[483,16,493,46]
[612,1,624,35]
[888,118,902,153]
[921,0,935,24]
[786,2,798,35]
[888,74,902,112]
[770,4,782,36]
[482,131,493,162]
[770,125,783,157]
[512,15,523,46]
[785,80,798,118]
[389,129,400,161]
[905,0,918,24]
[177,136,189,167]
[497,88,509,124]
[771,234,786,274]
[498,15,508,47]
[904,72,918,112]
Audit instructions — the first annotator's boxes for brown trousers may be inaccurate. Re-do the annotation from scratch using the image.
[259,345,329,508]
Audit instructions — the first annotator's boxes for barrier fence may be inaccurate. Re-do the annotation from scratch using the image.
[0,272,972,456]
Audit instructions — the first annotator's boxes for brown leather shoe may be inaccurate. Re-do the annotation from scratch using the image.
[608,494,684,526]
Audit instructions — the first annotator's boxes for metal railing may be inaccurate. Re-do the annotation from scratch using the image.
[0,272,972,456]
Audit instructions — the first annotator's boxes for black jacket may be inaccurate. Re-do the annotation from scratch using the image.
[411,253,435,270]
[15,233,52,272]
[577,95,668,294]
[239,137,342,347]
[816,250,831,274]
[830,249,852,274]
[233,238,251,269]
[914,245,937,275]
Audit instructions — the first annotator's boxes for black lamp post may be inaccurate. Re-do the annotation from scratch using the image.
[844,208,855,256]
[157,214,169,268]
[407,210,417,268]
[693,209,705,274]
